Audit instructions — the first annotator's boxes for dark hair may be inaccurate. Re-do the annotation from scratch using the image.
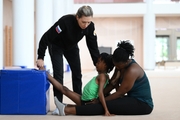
[113,40,134,63]
[76,5,93,18]
[99,52,114,73]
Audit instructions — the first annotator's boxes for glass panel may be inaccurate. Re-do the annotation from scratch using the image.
[155,36,169,62]
[177,37,180,60]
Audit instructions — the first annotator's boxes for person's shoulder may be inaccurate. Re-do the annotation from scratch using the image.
[57,14,76,26]
[128,59,142,76]
[61,14,76,20]
[85,22,95,32]
[131,59,141,68]
[89,21,95,27]
[97,73,108,80]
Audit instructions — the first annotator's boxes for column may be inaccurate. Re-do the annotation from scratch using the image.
[65,0,74,14]
[53,0,66,22]
[143,0,156,70]
[36,0,53,71]
[12,0,34,68]
[0,0,3,69]
[53,0,74,22]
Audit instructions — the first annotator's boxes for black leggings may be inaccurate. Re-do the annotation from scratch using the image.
[48,44,82,102]
[76,97,153,115]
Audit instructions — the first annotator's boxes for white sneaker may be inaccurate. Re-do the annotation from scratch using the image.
[52,108,59,115]
[54,96,65,116]
[51,103,67,115]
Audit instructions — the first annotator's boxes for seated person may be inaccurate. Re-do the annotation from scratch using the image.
[52,40,154,116]
[42,52,114,116]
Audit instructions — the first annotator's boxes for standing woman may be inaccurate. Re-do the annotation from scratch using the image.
[36,5,100,113]
[54,40,153,116]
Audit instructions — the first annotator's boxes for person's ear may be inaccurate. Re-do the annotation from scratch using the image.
[76,15,79,20]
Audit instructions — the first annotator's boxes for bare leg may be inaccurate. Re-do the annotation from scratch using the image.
[47,73,81,105]
[65,106,77,115]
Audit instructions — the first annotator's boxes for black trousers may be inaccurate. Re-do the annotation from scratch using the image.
[76,97,153,115]
[48,44,82,102]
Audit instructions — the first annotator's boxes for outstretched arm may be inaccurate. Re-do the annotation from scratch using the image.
[97,74,114,116]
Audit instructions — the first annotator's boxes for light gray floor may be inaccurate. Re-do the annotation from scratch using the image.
[1,67,180,120]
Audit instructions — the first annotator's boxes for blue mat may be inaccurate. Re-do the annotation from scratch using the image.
[0,69,50,115]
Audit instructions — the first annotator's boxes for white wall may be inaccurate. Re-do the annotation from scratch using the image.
[3,1,180,70]
[73,3,180,17]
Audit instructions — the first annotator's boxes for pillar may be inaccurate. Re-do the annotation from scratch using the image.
[12,0,34,68]
[53,0,66,22]
[35,0,53,71]
[65,0,74,14]
[52,0,74,23]
[143,0,156,70]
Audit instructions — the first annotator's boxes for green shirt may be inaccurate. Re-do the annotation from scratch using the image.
[81,75,108,101]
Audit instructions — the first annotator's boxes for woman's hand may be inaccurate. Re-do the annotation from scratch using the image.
[36,59,44,69]
[104,110,115,116]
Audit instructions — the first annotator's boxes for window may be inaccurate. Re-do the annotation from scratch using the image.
[177,37,180,60]
[155,36,169,62]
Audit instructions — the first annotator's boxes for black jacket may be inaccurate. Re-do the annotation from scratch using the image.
[37,14,100,66]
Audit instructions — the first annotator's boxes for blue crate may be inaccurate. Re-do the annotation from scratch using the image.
[0,69,50,115]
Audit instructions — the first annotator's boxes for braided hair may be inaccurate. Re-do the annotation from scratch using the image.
[113,40,135,63]
[99,52,114,73]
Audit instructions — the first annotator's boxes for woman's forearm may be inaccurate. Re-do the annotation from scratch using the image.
[99,94,109,112]
[103,83,114,95]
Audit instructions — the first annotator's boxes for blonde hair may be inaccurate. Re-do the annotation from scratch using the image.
[76,5,93,18]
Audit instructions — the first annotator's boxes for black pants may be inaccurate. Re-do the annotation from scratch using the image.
[48,44,82,102]
[76,97,153,115]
